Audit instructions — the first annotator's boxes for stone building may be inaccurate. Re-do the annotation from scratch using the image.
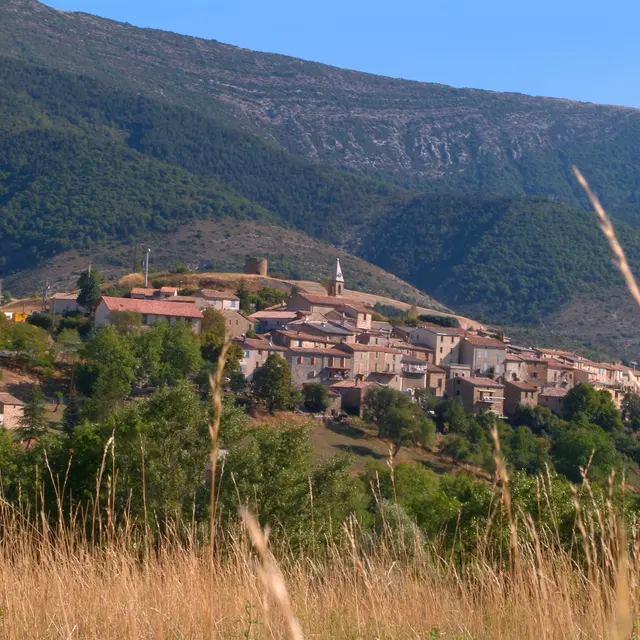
[503,380,538,415]
[0,392,24,429]
[445,376,505,415]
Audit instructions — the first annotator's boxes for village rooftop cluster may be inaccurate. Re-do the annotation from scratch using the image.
[1,258,637,427]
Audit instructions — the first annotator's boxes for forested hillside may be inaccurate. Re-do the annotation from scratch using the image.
[3,0,640,220]
[3,2,640,358]
[361,195,640,324]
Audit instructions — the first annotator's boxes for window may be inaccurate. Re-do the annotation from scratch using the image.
[451,336,455,343]
[437,378,442,388]
[532,371,538,380]
[258,350,263,356]
[456,390,460,396]
[297,356,304,364]
[298,340,303,347]
[439,347,443,354]
[243,350,250,358]
[311,357,317,365]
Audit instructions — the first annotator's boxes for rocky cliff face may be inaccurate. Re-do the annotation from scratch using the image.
[2,0,639,194]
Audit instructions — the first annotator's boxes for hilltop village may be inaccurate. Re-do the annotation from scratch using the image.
[3,257,636,428]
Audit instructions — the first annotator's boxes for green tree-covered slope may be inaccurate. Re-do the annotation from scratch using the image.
[3,0,640,221]
[360,194,640,324]
[2,37,640,357]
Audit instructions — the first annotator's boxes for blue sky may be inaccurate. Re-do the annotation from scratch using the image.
[43,0,639,107]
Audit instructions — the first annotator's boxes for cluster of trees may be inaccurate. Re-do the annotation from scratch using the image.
[3,294,640,556]
[406,383,639,485]
[363,387,436,455]
[0,378,636,554]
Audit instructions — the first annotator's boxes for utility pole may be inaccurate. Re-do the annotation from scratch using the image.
[41,281,50,313]
[88,262,92,276]
[144,248,151,288]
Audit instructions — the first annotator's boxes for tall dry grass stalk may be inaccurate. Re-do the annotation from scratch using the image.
[573,166,640,308]
[0,491,637,639]
[208,335,230,555]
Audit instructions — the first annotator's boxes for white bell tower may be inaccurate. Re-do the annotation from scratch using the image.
[328,258,344,297]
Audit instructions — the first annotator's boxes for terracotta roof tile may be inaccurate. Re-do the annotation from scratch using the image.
[329,380,381,389]
[342,344,398,354]
[289,348,350,356]
[426,363,446,373]
[235,338,286,351]
[539,388,569,398]
[130,288,157,296]
[0,392,23,406]
[50,292,77,301]
[249,311,298,320]
[196,289,239,301]
[505,380,538,392]
[100,297,203,319]
[460,377,505,388]
[463,335,506,348]
[298,293,359,307]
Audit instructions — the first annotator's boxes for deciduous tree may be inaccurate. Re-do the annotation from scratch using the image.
[252,353,297,413]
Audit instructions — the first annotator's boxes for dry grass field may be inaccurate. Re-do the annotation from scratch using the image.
[0,469,635,640]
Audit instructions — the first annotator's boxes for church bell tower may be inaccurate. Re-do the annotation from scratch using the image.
[328,258,344,297]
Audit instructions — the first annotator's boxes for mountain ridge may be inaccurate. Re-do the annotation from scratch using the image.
[3,2,640,360]
[3,0,640,215]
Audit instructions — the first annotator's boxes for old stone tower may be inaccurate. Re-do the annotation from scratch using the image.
[328,258,344,296]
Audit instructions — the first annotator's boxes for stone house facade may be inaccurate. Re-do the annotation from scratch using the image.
[220,310,252,339]
[195,290,240,311]
[0,392,23,429]
[503,380,538,415]
[445,376,505,415]
[236,338,287,381]
[459,335,507,376]
[341,344,403,390]
[410,326,461,366]
[538,388,568,415]
[286,348,352,387]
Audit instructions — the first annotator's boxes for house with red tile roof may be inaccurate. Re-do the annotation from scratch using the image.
[538,387,568,415]
[286,347,353,387]
[409,325,461,366]
[130,287,178,300]
[49,292,80,315]
[95,297,203,333]
[329,380,383,416]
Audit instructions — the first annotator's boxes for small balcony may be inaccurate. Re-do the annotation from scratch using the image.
[402,364,427,375]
